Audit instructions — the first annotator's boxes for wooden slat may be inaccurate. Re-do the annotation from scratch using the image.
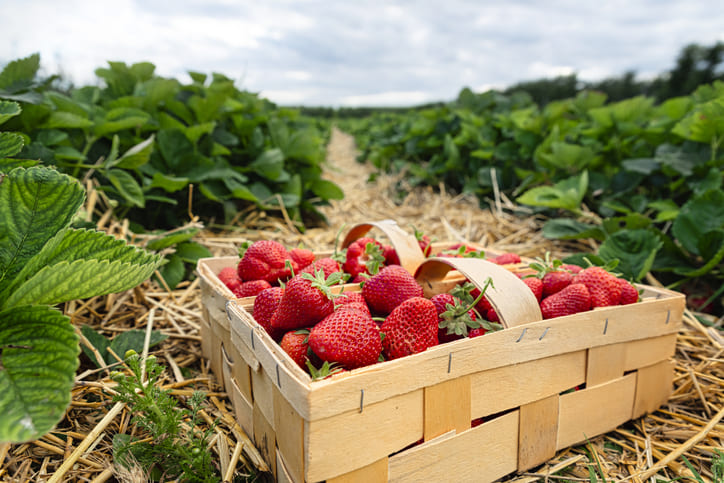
[586,343,626,387]
[274,385,305,483]
[388,411,519,483]
[276,449,296,483]
[471,350,586,418]
[227,339,253,402]
[624,334,677,372]
[305,390,423,482]
[632,360,675,418]
[253,403,277,477]
[250,364,276,426]
[557,373,636,449]
[327,458,389,483]
[424,375,471,441]
[228,375,254,440]
[518,395,559,472]
[229,318,261,372]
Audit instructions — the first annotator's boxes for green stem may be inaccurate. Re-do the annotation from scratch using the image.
[72,134,98,178]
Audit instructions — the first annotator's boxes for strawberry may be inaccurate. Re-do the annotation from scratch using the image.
[342,237,386,279]
[468,327,488,338]
[308,307,383,369]
[561,263,583,274]
[617,278,639,305]
[237,240,298,284]
[300,257,341,278]
[362,264,424,315]
[280,329,311,369]
[574,266,622,307]
[451,281,492,314]
[541,271,574,297]
[234,279,272,298]
[380,297,439,360]
[270,270,345,331]
[486,308,499,322]
[540,283,592,319]
[382,244,400,266]
[439,244,485,258]
[431,293,479,343]
[252,286,285,340]
[411,225,433,257]
[218,266,242,293]
[521,276,544,302]
[492,252,521,265]
[289,247,315,271]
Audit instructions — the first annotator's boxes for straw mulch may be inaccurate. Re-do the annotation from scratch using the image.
[1,128,722,482]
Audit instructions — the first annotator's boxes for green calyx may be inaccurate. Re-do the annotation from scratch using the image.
[442,277,496,336]
[363,242,386,275]
[306,360,344,380]
[237,240,252,259]
[300,268,346,300]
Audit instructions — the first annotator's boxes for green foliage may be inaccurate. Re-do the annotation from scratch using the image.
[0,54,341,231]
[343,80,724,313]
[0,107,163,442]
[81,326,168,367]
[111,352,218,481]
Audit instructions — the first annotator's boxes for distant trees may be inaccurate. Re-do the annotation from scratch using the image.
[504,41,724,105]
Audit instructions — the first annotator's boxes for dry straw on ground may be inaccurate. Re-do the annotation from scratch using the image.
[0,128,721,482]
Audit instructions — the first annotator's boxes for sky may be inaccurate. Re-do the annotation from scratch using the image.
[1,1,723,107]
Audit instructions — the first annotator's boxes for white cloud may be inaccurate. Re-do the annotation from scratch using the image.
[1,0,723,106]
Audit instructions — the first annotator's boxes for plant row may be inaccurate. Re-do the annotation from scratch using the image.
[340,84,724,315]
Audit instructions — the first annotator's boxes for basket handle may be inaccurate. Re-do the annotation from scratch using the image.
[415,257,542,329]
[340,219,426,275]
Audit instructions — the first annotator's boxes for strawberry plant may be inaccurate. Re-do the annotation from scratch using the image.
[0,102,162,442]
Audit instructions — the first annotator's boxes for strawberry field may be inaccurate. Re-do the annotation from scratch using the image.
[1,52,723,482]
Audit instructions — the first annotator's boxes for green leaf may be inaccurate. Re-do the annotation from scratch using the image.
[109,329,168,362]
[542,218,606,241]
[598,229,663,281]
[0,167,85,292]
[112,135,155,169]
[41,111,93,130]
[671,189,724,256]
[157,129,194,171]
[174,242,212,264]
[0,305,78,443]
[674,230,724,277]
[310,178,344,200]
[250,148,286,181]
[0,100,21,126]
[516,171,588,212]
[3,228,162,309]
[53,145,85,161]
[80,325,110,367]
[0,132,24,158]
[0,53,40,91]
[106,169,145,208]
[156,254,185,290]
[149,172,189,192]
[146,227,200,251]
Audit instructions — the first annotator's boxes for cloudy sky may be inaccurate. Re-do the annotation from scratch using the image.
[2,1,723,107]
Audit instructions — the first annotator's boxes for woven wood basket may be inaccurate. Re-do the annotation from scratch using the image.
[196,220,524,386]
[212,257,684,482]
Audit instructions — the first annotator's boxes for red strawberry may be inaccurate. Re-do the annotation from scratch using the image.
[542,271,574,297]
[218,266,242,293]
[575,266,622,308]
[252,286,285,340]
[336,291,366,306]
[289,247,315,271]
[561,264,583,274]
[540,283,592,319]
[342,237,386,279]
[431,293,479,343]
[280,329,311,369]
[486,308,499,322]
[380,297,439,360]
[237,240,298,284]
[270,270,345,331]
[411,226,432,257]
[300,257,341,278]
[308,308,382,369]
[439,244,484,258]
[382,245,400,266]
[362,265,423,315]
[468,327,488,338]
[234,279,272,298]
[492,252,521,265]
[617,278,639,305]
[521,276,544,302]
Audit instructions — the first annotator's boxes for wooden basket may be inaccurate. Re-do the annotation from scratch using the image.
[196,219,522,385]
[217,257,685,482]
